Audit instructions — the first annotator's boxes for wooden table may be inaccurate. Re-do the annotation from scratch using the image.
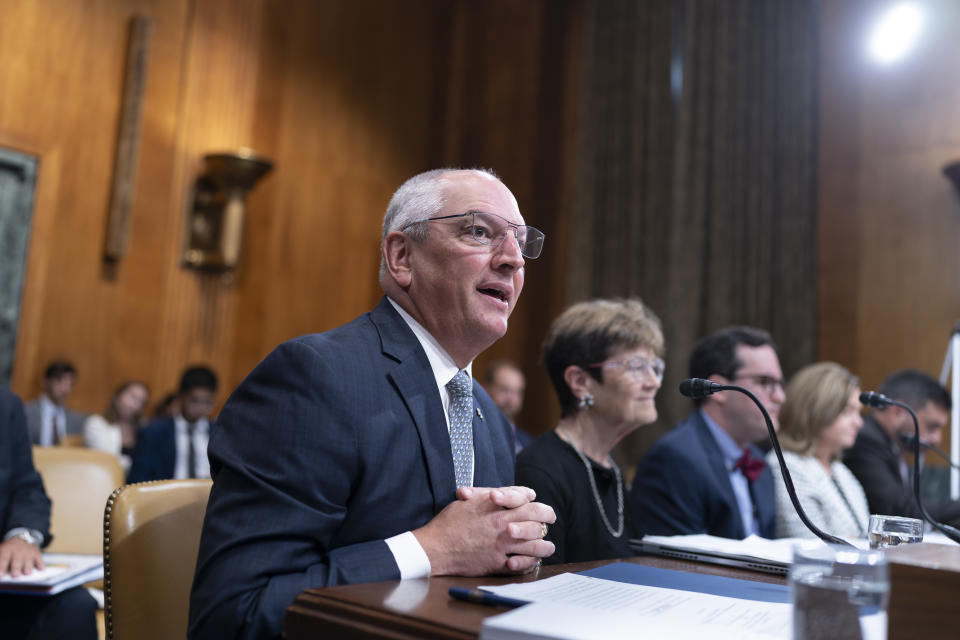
[284,555,786,639]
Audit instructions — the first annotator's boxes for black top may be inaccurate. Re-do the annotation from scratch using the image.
[515,431,639,564]
[843,414,960,527]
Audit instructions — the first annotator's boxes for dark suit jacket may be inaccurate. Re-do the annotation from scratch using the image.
[188,298,516,640]
[632,410,776,539]
[1,388,52,544]
[24,399,85,445]
[127,417,176,483]
[843,414,960,527]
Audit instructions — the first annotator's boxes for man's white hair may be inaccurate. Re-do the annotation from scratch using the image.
[378,167,499,275]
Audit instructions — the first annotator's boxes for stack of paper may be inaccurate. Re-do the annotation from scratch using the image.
[479,571,790,640]
[630,534,867,573]
[0,553,103,596]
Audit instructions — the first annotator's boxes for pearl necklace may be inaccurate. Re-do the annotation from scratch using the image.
[556,427,624,538]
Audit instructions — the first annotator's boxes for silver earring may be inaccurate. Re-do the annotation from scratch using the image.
[578,394,595,409]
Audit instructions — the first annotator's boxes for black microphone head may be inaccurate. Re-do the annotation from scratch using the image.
[898,432,917,447]
[859,390,892,409]
[679,378,724,399]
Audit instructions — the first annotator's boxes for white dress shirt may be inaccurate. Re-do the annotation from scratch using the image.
[382,297,475,579]
[38,395,66,446]
[173,414,211,479]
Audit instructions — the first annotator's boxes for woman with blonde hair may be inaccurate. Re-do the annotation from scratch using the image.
[767,362,869,538]
[515,298,664,563]
[83,380,149,473]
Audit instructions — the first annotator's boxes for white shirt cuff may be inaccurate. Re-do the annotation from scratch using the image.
[385,531,431,579]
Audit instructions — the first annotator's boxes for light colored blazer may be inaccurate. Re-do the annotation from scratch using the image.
[766,449,870,539]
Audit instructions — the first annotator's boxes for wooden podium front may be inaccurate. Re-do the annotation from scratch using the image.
[285,545,959,639]
[885,542,960,638]
[284,556,786,640]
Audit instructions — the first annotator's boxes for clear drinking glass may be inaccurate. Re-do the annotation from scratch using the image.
[867,514,923,549]
[790,542,889,640]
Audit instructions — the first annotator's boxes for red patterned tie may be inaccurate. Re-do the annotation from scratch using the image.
[734,448,765,482]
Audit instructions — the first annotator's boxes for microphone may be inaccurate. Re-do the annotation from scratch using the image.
[861,390,960,543]
[678,378,724,398]
[678,379,854,547]
[859,390,893,410]
[898,433,960,471]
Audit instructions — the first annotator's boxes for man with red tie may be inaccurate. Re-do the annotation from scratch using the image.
[632,327,785,539]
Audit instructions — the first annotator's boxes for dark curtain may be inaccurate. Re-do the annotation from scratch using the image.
[569,0,819,465]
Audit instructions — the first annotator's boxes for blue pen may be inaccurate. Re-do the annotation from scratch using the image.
[448,586,529,608]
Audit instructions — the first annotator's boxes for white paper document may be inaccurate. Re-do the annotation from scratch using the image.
[480,573,791,640]
[0,553,103,596]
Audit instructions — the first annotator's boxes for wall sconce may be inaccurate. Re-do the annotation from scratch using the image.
[182,149,273,270]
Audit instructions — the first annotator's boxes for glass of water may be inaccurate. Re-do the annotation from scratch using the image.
[868,514,923,549]
[790,541,889,640]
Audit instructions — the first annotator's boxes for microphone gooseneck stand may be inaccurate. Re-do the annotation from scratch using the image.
[898,433,960,472]
[860,391,960,544]
[679,378,854,547]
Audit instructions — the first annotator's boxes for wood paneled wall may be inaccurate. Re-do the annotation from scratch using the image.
[1,0,582,426]
[818,0,960,393]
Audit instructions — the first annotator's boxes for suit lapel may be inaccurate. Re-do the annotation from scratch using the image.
[691,413,746,538]
[372,298,457,513]
[471,394,499,487]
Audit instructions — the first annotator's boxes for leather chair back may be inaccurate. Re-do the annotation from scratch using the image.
[32,446,125,553]
[103,479,212,640]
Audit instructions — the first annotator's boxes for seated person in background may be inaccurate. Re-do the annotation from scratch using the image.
[516,298,664,564]
[766,362,870,538]
[0,387,97,640]
[83,380,150,473]
[633,326,783,538]
[24,360,86,446]
[843,369,960,527]
[151,391,179,419]
[128,366,217,482]
[484,359,534,452]
[189,168,555,640]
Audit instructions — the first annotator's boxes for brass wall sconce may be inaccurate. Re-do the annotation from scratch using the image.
[182,149,273,270]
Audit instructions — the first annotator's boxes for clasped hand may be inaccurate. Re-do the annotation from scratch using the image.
[414,485,556,577]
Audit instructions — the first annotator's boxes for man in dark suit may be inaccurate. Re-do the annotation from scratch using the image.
[24,360,85,446]
[0,387,97,640]
[632,327,784,538]
[843,369,960,527]
[189,169,556,640]
[128,366,218,483]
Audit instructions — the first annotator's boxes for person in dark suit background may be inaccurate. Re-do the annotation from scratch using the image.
[24,360,85,446]
[189,168,556,640]
[632,326,784,539]
[484,359,534,452]
[0,387,97,640]
[127,366,218,483]
[843,369,960,527]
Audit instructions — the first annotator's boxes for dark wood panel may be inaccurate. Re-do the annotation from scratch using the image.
[818,0,960,464]
[2,0,582,423]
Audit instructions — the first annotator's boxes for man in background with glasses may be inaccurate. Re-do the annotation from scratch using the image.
[190,169,555,640]
[633,326,785,539]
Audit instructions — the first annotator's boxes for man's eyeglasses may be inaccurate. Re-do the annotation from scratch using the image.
[732,374,785,394]
[586,357,666,382]
[401,211,545,259]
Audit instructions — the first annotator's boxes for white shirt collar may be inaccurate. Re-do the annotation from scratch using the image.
[386,297,472,388]
[174,413,209,434]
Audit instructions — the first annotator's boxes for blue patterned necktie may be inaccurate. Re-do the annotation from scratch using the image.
[446,370,474,489]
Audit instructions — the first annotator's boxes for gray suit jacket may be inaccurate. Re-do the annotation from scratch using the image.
[24,398,85,445]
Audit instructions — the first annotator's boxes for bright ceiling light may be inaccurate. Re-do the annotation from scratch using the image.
[867,3,925,64]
